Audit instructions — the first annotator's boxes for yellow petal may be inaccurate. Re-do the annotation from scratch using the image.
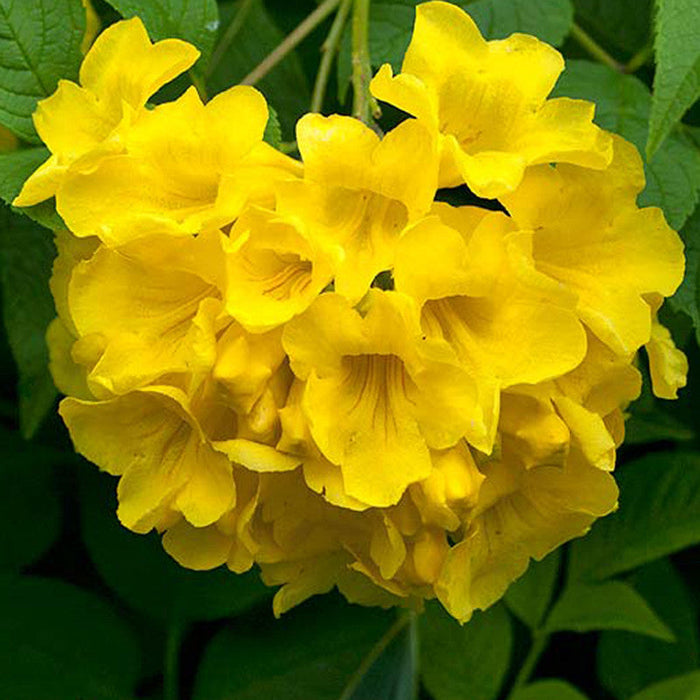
[646,314,688,399]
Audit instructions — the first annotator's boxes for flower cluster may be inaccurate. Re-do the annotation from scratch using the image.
[17,1,687,622]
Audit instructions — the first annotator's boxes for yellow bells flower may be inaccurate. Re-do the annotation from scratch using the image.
[14,18,199,207]
[276,113,438,303]
[369,1,611,198]
[501,135,685,356]
[66,231,226,397]
[394,205,587,448]
[435,448,619,622]
[644,294,688,399]
[81,0,101,55]
[56,85,300,245]
[282,290,486,508]
[60,385,236,533]
[223,206,336,332]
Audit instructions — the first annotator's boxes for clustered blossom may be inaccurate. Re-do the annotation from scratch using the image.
[17,1,687,622]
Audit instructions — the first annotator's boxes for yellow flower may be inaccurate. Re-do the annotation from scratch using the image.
[394,204,587,447]
[80,0,101,55]
[501,135,685,356]
[61,385,237,533]
[282,290,486,507]
[56,85,300,245]
[370,1,611,198]
[276,114,438,303]
[223,206,336,332]
[14,18,199,207]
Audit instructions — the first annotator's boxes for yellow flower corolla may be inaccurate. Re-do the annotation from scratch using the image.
[14,18,199,207]
[501,135,685,356]
[394,204,587,447]
[56,85,301,245]
[370,1,612,198]
[282,290,486,507]
[22,6,688,626]
[276,114,438,303]
[224,206,336,332]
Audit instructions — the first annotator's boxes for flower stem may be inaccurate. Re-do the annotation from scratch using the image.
[507,631,549,698]
[241,0,342,86]
[188,69,209,102]
[311,0,352,113]
[206,0,256,79]
[351,0,380,124]
[163,622,184,700]
[624,40,654,73]
[570,22,624,72]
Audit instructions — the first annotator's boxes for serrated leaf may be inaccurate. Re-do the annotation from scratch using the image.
[264,104,282,150]
[647,0,700,158]
[0,0,86,142]
[0,574,140,699]
[630,671,700,700]
[511,679,589,700]
[504,550,560,630]
[669,202,700,338]
[573,0,652,56]
[569,452,700,581]
[338,0,574,102]
[0,206,57,437]
[597,559,699,699]
[0,147,65,229]
[104,0,219,61]
[544,580,674,640]
[192,594,401,700]
[0,426,62,571]
[420,602,512,700]
[554,60,700,229]
[79,467,271,623]
[208,0,310,138]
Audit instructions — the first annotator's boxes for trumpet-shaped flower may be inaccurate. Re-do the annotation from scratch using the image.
[56,86,301,245]
[283,290,486,507]
[14,18,199,207]
[501,135,685,356]
[370,1,611,198]
[276,114,438,303]
[224,206,336,332]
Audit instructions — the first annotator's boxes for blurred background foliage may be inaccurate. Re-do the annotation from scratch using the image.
[0,0,699,698]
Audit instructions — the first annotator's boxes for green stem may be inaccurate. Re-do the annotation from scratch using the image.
[351,0,379,123]
[188,69,208,102]
[311,0,352,113]
[570,23,624,72]
[507,631,549,698]
[624,40,654,73]
[206,0,256,79]
[241,0,342,86]
[338,613,410,700]
[163,623,184,700]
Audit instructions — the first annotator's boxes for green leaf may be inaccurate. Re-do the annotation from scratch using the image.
[669,203,700,338]
[568,452,700,581]
[554,60,700,230]
[0,147,65,229]
[544,580,674,640]
[511,679,590,700]
[104,0,219,61]
[0,574,140,700]
[192,594,401,700]
[79,467,271,623]
[573,0,652,56]
[504,550,561,630]
[0,206,57,437]
[630,671,700,700]
[466,0,574,46]
[209,0,310,138]
[420,602,512,700]
[0,0,86,142]
[264,104,282,150]
[597,559,699,699]
[0,426,62,571]
[647,0,700,158]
